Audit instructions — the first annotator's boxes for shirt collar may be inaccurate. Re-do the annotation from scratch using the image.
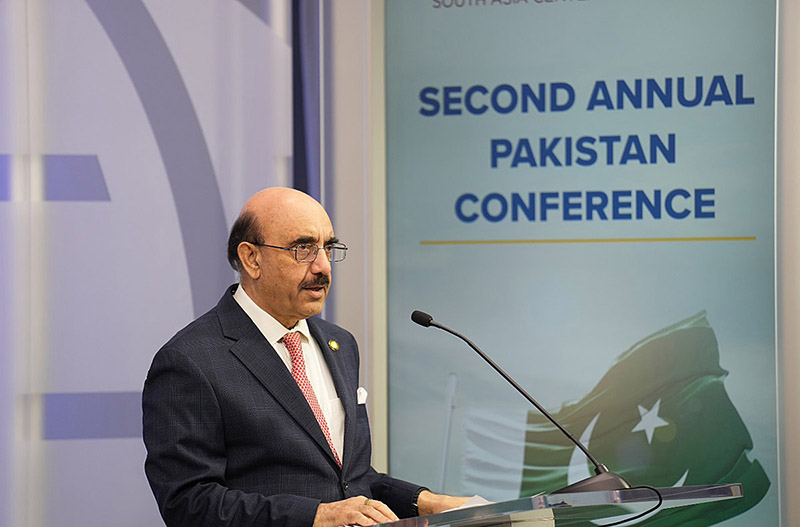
[232,284,312,345]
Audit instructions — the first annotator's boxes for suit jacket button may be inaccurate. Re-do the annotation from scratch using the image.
[342,482,349,491]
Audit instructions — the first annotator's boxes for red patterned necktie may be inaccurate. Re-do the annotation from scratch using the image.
[281,331,342,468]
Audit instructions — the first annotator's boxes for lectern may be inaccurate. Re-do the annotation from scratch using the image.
[380,484,743,527]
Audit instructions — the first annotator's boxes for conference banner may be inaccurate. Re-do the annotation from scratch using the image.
[385,1,777,526]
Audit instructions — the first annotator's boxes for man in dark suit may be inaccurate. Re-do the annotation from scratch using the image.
[143,188,467,527]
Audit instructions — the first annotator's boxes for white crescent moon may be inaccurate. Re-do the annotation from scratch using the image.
[567,414,601,484]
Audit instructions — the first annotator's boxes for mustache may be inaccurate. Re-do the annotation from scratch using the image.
[301,275,330,289]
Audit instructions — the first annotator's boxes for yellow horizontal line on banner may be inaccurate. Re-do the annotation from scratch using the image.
[420,236,757,246]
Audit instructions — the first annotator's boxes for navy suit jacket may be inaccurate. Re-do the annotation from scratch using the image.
[143,285,423,527]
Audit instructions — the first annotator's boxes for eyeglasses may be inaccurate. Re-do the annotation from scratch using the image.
[250,242,348,263]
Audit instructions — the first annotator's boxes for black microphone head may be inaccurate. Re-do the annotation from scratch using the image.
[411,310,433,327]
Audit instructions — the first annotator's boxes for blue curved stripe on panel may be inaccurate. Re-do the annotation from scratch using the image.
[85,0,233,317]
[43,392,141,440]
[0,154,110,201]
[44,155,110,201]
[0,155,9,200]
[238,0,272,25]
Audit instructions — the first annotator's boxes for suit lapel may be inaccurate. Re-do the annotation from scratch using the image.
[216,287,338,468]
[308,318,357,471]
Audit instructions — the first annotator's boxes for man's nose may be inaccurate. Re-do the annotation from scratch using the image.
[310,247,332,273]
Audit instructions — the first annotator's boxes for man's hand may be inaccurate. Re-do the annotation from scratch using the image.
[416,490,472,516]
[314,496,399,527]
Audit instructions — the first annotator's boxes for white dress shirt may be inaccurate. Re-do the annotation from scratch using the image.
[233,285,345,459]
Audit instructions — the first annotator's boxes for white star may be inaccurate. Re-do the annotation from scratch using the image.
[631,399,669,444]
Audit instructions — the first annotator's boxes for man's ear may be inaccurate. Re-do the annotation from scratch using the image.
[237,242,262,279]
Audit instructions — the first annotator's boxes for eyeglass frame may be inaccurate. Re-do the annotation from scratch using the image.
[248,241,348,263]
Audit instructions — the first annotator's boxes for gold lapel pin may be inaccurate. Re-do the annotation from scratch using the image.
[328,340,339,351]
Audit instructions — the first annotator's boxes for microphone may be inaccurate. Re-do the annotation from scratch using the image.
[411,309,630,494]
[411,310,434,327]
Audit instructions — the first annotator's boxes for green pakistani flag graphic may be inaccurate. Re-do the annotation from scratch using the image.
[520,311,770,526]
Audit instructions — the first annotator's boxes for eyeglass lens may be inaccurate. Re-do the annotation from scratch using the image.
[296,244,346,263]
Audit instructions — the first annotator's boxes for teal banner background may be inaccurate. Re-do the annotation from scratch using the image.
[385,1,777,525]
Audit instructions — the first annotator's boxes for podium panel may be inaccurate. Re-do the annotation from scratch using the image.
[380,484,743,527]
